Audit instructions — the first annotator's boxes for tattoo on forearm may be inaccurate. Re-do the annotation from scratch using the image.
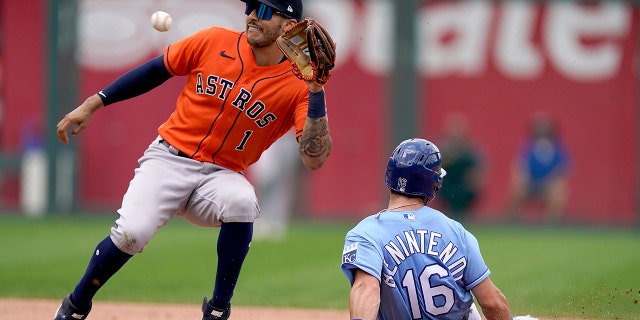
[300,118,331,158]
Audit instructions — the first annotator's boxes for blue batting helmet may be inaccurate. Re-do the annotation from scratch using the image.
[385,138,446,201]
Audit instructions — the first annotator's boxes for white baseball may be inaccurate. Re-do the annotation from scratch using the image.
[151,11,172,32]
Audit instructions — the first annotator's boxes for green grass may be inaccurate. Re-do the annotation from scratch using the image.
[1,215,639,319]
[473,225,640,319]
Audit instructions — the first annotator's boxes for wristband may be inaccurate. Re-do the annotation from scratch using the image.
[307,90,326,118]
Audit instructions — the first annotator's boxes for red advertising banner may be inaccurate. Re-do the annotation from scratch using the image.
[1,1,637,225]
[306,1,639,225]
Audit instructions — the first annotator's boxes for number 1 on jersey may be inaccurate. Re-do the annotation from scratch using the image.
[236,130,253,151]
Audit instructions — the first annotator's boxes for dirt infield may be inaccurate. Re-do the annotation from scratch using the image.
[0,298,585,320]
[2,298,348,320]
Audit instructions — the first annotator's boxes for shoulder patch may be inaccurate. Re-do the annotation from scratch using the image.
[342,243,358,264]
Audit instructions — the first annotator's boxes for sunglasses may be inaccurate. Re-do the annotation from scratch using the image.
[245,1,288,20]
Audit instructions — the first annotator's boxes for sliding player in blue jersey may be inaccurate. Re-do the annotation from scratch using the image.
[341,138,512,320]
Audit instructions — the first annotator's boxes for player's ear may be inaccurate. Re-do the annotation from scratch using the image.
[282,19,298,34]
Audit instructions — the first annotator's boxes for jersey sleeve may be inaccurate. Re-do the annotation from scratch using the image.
[461,229,491,290]
[163,27,218,76]
[341,228,384,285]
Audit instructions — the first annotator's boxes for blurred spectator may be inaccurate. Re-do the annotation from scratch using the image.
[507,113,570,224]
[249,130,302,241]
[436,113,483,222]
[20,117,47,216]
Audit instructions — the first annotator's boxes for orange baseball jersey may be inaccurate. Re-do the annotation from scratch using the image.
[158,26,309,172]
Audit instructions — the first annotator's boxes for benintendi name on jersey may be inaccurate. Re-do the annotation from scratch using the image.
[382,230,467,284]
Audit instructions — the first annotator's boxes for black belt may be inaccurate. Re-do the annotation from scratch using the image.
[160,140,190,158]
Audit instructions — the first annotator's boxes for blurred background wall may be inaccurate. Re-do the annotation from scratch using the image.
[0,0,638,227]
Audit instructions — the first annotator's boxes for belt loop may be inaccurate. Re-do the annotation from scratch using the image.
[160,139,190,159]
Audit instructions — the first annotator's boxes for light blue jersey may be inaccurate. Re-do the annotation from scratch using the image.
[341,206,490,320]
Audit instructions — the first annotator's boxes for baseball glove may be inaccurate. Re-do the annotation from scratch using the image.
[276,17,336,86]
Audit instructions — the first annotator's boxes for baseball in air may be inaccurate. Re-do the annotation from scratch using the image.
[151,11,172,32]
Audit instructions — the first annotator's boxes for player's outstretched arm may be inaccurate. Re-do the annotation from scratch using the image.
[56,94,104,144]
[56,56,172,145]
[298,84,332,170]
[471,277,512,320]
[349,269,380,320]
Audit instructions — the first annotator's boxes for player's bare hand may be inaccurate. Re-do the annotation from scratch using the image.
[56,94,104,144]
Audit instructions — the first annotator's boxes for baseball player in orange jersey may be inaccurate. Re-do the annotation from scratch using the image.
[53,1,331,319]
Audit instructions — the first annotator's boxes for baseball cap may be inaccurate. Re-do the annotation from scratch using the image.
[241,0,303,21]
